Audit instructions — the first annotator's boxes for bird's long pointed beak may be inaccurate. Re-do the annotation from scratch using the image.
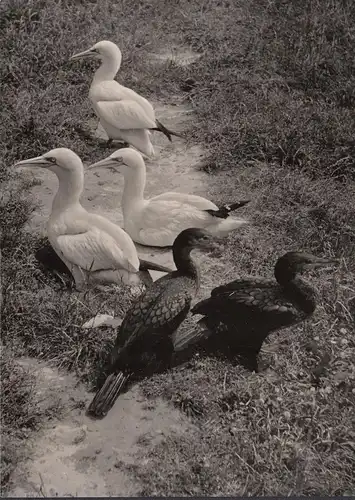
[86,157,119,171]
[14,156,49,168]
[236,200,251,209]
[311,257,339,269]
[70,48,94,61]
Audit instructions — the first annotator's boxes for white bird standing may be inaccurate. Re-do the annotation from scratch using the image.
[70,40,183,158]
[15,148,171,290]
[87,148,250,247]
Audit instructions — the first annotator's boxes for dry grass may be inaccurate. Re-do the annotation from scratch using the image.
[1,0,354,495]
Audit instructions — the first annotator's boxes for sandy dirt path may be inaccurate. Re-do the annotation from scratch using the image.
[7,49,233,496]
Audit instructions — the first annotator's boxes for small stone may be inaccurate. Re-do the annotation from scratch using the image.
[95,448,102,455]
[72,428,86,445]
[284,411,291,420]
[82,314,116,329]
[98,181,105,186]
[340,328,347,335]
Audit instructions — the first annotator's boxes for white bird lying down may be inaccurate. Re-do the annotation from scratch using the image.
[15,148,172,291]
[70,40,183,158]
[87,148,250,248]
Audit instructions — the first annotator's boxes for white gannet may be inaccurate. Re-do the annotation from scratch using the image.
[87,148,250,247]
[15,148,172,290]
[69,40,183,158]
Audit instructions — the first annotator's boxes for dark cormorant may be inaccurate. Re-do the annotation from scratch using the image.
[87,228,218,418]
[174,252,338,372]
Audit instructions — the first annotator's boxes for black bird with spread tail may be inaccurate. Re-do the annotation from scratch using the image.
[87,228,218,418]
[174,252,337,372]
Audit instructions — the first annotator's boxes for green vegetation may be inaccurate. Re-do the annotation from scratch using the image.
[1,0,354,495]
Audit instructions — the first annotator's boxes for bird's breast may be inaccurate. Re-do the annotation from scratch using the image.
[48,211,88,237]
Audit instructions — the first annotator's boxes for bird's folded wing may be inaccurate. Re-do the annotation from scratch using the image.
[115,289,191,351]
[200,286,299,319]
[153,191,218,211]
[96,99,157,130]
[139,199,210,245]
[211,278,274,296]
[56,227,135,272]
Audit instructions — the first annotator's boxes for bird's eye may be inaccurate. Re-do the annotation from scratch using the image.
[46,157,56,164]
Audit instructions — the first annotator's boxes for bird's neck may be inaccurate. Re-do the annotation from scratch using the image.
[93,58,120,84]
[173,246,200,288]
[121,167,146,217]
[52,170,83,215]
[275,267,316,315]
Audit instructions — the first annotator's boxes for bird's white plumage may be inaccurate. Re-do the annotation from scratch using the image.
[55,227,137,273]
[88,148,248,248]
[73,41,157,157]
[152,191,218,210]
[96,99,156,131]
[134,199,219,247]
[16,147,142,289]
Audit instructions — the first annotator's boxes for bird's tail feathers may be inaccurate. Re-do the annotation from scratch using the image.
[172,320,213,352]
[154,119,185,141]
[87,372,130,418]
[205,199,250,219]
[208,217,248,237]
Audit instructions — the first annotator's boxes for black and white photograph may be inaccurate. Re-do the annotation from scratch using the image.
[1,0,354,496]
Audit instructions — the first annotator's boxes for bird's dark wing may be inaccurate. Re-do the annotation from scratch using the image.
[114,281,192,356]
[193,282,299,328]
[211,277,273,296]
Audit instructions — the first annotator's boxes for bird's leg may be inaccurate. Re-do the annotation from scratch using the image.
[71,265,88,292]
[234,346,260,373]
[99,139,129,149]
